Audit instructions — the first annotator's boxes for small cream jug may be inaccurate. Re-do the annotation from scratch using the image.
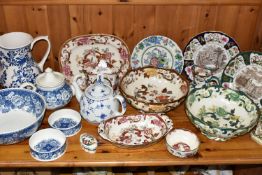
[0,32,51,88]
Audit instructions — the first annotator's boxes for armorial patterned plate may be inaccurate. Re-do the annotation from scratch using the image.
[183,31,240,82]
[131,35,184,73]
[59,34,130,84]
[98,113,173,148]
[221,52,262,109]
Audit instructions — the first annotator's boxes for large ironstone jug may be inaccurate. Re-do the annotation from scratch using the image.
[0,32,51,88]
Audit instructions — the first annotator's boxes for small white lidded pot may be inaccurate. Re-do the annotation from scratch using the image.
[21,67,74,110]
[165,129,200,158]
[48,109,82,137]
[80,133,98,153]
[29,128,67,161]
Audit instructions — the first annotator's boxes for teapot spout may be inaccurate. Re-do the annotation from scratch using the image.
[72,74,85,102]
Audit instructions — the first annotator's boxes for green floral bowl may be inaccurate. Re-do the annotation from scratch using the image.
[185,86,260,141]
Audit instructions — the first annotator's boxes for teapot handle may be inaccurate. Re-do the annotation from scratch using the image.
[30,36,51,72]
[113,95,127,116]
[20,82,37,91]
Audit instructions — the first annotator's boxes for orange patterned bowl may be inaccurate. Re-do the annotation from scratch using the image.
[120,67,189,113]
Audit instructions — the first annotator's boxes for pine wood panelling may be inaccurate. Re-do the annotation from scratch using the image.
[133,6,155,47]
[112,5,134,50]
[47,5,71,70]
[3,6,28,32]
[0,2,262,71]
[234,6,260,51]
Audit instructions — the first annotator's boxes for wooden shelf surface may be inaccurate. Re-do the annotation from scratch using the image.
[0,0,261,5]
[0,97,261,168]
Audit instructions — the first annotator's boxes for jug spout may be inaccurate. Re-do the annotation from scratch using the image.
[72,74,85,102]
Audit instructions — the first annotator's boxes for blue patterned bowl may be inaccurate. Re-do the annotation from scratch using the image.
[185,86,260,141]
[29,128,67,161]
[0,88,46,144]
[48,109,82,137]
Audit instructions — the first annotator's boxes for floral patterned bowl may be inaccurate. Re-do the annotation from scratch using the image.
[98,113,173,148]
[120,67,189,113]
[185,86,260,141]
[0,88,46,144]
[48,109,82,137]
[29,128,66,161]
[165,129,200,158]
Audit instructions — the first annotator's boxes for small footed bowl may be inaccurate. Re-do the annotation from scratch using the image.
[166,129,200,158]
[80,133,98,153]
[29,128,67,161]
[48,109,82,137]
[120,67,189,113]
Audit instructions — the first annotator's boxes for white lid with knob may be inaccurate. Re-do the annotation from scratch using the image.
[36,67,65,88]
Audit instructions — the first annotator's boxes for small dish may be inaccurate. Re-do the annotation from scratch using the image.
[29,128,67,161]
[131,35,184,74]
[48,109,82,137]
[120,67,188,113]
[98,113,173,148]
[183,31,240,83]
[80,133,98,153]
[221,51,262,109]
[166,129,200,158]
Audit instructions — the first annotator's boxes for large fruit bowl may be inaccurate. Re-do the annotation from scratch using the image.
[120,67,189,113]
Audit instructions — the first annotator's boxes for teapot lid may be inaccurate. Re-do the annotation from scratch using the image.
[85,75,112,100]
[36,67,65,88]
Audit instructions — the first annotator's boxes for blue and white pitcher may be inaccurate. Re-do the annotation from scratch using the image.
[0,32,51,88]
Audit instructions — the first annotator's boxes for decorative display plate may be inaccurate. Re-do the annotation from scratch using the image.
[59,34,130,84]
[221,52,262,108]
[130,35,184,73]
[98,113,173,148]
[183,31,240,82]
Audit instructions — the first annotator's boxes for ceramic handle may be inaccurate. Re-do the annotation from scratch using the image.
[30,36,51,72]
[20,82,37,91]
[113,95,126,116]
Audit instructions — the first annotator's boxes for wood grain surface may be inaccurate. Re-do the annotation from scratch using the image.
[0,98,261,168]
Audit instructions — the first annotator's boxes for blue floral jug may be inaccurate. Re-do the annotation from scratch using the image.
[0,32,51,88]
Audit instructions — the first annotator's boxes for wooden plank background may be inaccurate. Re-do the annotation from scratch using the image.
[0,0,261,71]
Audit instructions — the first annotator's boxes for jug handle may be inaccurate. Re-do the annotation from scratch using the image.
[113,95,127,116]
[31,36,51,72]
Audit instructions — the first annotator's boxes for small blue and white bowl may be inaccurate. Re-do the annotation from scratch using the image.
[29,128,67,161]
[48,109,81,137]
[0,88,46,145]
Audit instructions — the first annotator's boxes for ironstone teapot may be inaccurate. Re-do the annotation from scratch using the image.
[0,32,51,88]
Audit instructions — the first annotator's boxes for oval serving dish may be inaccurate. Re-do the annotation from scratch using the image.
[98,113,173,148]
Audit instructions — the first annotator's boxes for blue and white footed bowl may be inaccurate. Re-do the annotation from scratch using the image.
[48,109,81,137]
[29,128,67,161]
[36,82,73,110]
[0,88,46,144]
